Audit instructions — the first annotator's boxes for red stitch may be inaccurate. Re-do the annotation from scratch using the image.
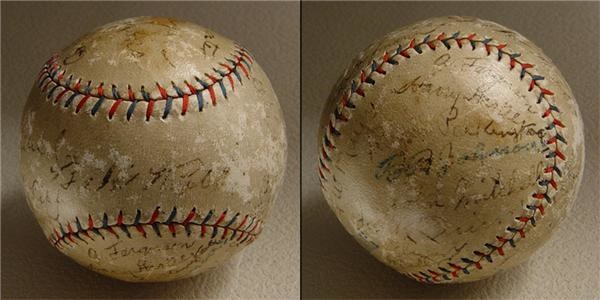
[428,270,440,276]
[136,224,146,237]
[383,52,389,63]
[474,261,482,269]
[127,85,135,100]
[538,205,545,215]
[360,70,366,83]
[236,215,248,230]
[87,215,94,230]
[225,74,234,91]
[553,119,565,128]
[57,71,65,82]
[516,216,530,223]
[532,193,546,199]
[237,58,250,78]
[239,51,253,64]
[201,224,207,237]
[181,94,189,115]
[408,38,415,49]
[105,226,119,238]
[73,79,82,91]
[237,231,246,241]
[466,33,477,40]
[156,83,168,99]
[515,227,526,238]
[510,59,517,70]
[355,87,365,97]
[555,148,565,160]
[168,224,176,235]
[214,211,227,226]
[318,168,326,180]
[542,108,553,118]
[182,208,196,225]
[146,100,155,121]
[496,244,505,256]
[149,207,160,223]
[540,88,554,95]
[544,166,554,173]
[109,99,123,119]
[207,86,217,106]
[496,44,507,50]
[521,63,534,69]
[41,79,52,93]
[548,179,557,189]
[54,89,69,104]
[221,227,229,239]
[248,220,260,233]
[76,95,90,113]
[427,40,436,50]
[529,80,536,91]
[117,211,124,225]
[97,83,104,97]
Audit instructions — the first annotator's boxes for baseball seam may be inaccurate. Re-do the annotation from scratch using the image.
[36,46,254,121]
[49,207,262,249]
[318,32,566,283]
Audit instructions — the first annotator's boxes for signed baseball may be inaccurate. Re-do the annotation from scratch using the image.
[20,17,286,282]
[318,16,584,283]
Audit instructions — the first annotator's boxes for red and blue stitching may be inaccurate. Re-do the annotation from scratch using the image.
[36,46,254,121]
[318,32,567,283]
[49,207,262,249]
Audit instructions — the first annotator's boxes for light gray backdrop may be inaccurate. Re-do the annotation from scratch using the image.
[302,2,599,299]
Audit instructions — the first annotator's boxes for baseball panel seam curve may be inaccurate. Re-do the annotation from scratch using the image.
[49,207,262,249]
[36,46,254,121]
[318,32,566,283]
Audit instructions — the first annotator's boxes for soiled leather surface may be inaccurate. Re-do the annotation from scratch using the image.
[2,2,299,298]
[303,2,598,298]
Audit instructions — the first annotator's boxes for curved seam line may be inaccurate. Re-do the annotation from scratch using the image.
[49,207,262,249]
[318,32,566,283]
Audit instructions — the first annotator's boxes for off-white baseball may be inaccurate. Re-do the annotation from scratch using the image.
[318,16,584,283]
[20,16,287,282]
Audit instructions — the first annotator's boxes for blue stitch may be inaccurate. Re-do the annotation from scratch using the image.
[102,213,109,228]
[38,74,50,88]
[224,212,239,227]
[217,79,227,99]
[162,96,173,119]
[166,207,177,223]
[371,61,377,72]
[196,77,210,89]
[141,87,151,102]
[134,209,142,225]
[91,96,105,116]
[126,100,137,120]
[211,226,219,239]
[172,84,184,97]
[201,210,214,225]
[120,222,132,238]
[531,75,544,81]
[111,85,120,99]
[75,217,83,231]
[151,223,162,237]
[47,84,60,100]
[190,89,202,111]
[422,35,430,43]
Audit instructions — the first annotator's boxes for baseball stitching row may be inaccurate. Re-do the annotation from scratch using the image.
[49,207,262,249]
[36,46,254,121]
[317,32,566,283]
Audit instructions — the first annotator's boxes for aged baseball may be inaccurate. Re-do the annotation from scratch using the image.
[318,16,584,283]
[20,17,287,282]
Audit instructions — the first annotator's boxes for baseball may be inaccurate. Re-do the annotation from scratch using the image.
[20,17,287,282]
[318,16,584,283]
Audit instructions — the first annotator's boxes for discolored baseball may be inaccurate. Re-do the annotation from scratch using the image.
[20,16,287,282]
[318,16,584,283]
